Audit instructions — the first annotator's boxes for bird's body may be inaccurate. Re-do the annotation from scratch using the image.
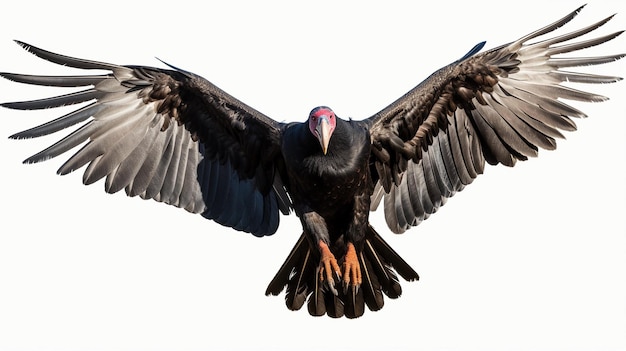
[1,6,623,318]
[277,115,398,317]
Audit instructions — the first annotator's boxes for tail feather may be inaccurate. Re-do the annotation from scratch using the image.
[309,289,344,318]
[363,236,402,299]
[285,249,313,311]
[367,228,420,282]
[307,271,326,316]
[265,234,311,310]
[266,225,419,318]
[359,251,385,311]
[343,285,365,319]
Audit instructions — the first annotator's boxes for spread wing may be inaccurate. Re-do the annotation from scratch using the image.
[1,41,291,236]
[365,6,624,233]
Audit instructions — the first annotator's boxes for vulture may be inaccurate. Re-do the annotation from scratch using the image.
[1,6,623,318]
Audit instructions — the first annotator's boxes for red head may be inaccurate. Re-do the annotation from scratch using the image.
[308,106,337,155]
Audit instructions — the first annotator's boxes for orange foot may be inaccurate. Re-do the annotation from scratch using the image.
[318,240,341,295]
[342,242,362,293]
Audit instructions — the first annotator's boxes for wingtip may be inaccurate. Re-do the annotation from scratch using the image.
[0,101,17,110]
[11,40,43,58]
[13,40,30,51]
[8,133,23,140]
[566,4,586,22]
[0,72,21,83]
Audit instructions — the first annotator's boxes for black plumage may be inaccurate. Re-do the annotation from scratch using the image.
[1,6,623,318]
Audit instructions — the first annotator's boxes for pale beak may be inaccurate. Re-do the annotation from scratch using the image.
[315,115,331,155]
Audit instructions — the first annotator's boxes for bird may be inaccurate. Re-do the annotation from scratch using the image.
[1,6,623,318]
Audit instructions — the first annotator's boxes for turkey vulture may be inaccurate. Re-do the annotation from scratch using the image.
[1,6,623,319]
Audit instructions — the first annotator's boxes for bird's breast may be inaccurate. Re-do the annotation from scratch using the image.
[281,120,372,210]
[285,149,371,213]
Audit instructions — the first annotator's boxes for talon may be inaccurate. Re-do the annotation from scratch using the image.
[327,279,338,296]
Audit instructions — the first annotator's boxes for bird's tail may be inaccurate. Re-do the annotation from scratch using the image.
[265,225,419,318]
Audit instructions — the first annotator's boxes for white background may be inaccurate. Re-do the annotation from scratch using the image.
[0,1,624,350]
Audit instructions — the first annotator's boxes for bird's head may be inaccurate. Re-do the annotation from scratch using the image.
[308,106,337,155]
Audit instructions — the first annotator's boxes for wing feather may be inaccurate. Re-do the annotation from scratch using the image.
[1,89,102,109]
[429,133,456,197]
[107,121,162,194]
[10,103,105,139]
[446,111,475,184]
[366,6,623,233]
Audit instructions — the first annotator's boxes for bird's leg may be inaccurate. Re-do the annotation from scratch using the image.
[342,241,362,293]
[299,210,341,295]
[318,240,341,295]
[342,192,369,292]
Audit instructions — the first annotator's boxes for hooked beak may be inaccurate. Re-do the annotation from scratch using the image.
[315,115,331,155]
